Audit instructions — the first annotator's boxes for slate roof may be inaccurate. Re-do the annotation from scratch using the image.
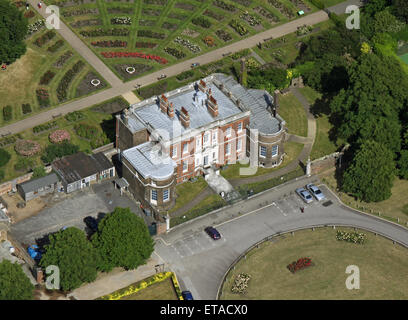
[18,173,60,194]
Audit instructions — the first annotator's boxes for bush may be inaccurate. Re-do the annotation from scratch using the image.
[14,157,35,171]
[176,70,194,81]
[65,111,85,122]
[309,0,324,9]
[15,140,41,156]
[191,17,212,28]
[74,123,99,139]
[137,30,166,39]
[0,148,11,167]
[21,103,32,114]
[41,142,80,163]
[33,121,58,134]
[31,166,47,179]
[2,105,12,121]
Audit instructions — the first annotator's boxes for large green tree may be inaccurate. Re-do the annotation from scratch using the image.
[40,227,100,291]
[0,148,11,167]
[393,0,408,23]
[342,140,396,202]
[0,259,34,300]
[247,65,288,91]
[92,207,154,272]
[397,150,408,179]
[0,0,28,64]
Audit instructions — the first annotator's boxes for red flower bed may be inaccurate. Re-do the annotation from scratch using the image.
[49,130,70,143]
[100,52,168,64]
[15,140,41,156]
[287,257,312,273]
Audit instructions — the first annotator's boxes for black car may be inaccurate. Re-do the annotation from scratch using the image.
[182,291,194,300]
[205,226,221,240]
[83,216,98,232]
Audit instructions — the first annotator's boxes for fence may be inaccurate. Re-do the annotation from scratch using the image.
[216,223,408,299]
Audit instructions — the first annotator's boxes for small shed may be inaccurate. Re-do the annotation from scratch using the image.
[17,173,60,202]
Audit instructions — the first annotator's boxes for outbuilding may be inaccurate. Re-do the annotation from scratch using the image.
[17,173,60,202]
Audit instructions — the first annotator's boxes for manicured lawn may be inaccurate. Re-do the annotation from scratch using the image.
[220,141,304,180]
[120,278,178,300]
[321,171,408,226]
[220,227,408,300]
[0,7,108,127]
[169,177,208,213]
[278,92,308,137]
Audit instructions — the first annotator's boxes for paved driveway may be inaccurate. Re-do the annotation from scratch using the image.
[155,176,408,300]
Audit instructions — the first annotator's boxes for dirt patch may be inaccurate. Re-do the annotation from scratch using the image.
[2,193,46,223]
[114,64,153,80]
[75,72,107,98]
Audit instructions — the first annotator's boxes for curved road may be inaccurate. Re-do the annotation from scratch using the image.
[154,175,408,300]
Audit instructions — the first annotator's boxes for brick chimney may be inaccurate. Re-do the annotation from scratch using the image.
[167,102,175,118]
[207,95,219,118]
[180,107,190,128]
[198,79,207,93]
[160,94,169,114]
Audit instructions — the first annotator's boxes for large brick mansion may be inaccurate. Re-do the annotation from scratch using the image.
[116,73,286,213]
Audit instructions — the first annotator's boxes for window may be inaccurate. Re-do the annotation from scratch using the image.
[237,122,243,132]
[172,146,177,158]
[183,143,188,154]
[226,127,232,137]
[204,155,209,166]
[203,133,209,145]
[226,143,231,155]
[196,136,201,149]
[260,146,267,157]
[183,161,188,172]
[212,131,217,144]
[163,189,169,202]
[237,139,242,151]
[195,157,200,166]
[272,145,279,157]
[151,189,158,201]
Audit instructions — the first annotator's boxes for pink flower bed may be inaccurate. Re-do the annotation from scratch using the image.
[15,139,41,156]
[49,129,70,143]
[101,52,168,64]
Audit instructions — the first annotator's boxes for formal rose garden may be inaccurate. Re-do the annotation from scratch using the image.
[49,130,71,144]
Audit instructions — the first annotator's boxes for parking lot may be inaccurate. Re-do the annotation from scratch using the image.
[10,180,150,246]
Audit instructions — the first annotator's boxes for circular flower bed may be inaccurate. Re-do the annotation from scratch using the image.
[126,66,136,74]
[15,140,41,156]
[91,79,101,86]
[49,129,70,144]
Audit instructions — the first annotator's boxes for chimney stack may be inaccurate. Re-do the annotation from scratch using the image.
[207,95,219,118]
[160,94,169,114]
[167,102,175,118]
[198,79,207,93]
[180,107,190,128]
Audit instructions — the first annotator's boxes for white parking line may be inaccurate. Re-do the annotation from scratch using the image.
[272,202,287,216]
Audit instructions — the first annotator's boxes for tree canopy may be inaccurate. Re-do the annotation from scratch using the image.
[92,207,154,272]
[40,227,100,291]
[41,142,80,163]
[0,0,28,64]
[0,148,11,167]
[392,0,408,23]
[247,65,288,91]
[342,140,396,202]
[0,259,34,300]
[32,166,47,179]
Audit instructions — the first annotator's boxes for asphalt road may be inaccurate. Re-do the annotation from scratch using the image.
[154,175,408,300]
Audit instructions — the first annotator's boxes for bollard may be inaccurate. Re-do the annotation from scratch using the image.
[397,218,400,223]
[291,231,294,236]
[312,227,315,231]
[333,225,336,229]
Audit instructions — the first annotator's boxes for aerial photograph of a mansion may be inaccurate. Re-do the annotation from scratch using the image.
[116,73,286,213]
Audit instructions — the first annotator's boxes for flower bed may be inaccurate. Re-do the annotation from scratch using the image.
[203,35,216,47]
[229,19,249,36]
[91,40,127,48]
[70,19,102,28]
[65,111,86,122]
[296,24,313,36]
[47,40,64,53]
[174,37,201,53]
[336,231,367,244]
[141,8,162,16]
[15,140,41,156]
[144,0,167,4]
[101,52,168,64]
[24,10,35,18]
[137,30,166,39]
[27,20,45,36]
[135,42,157,49]
[181,28,200,38]
[0,134,20,148]
[268,0,295,18]
[62,8,99,17]
[234,0,252,6]
[111,17,132,25]
[139,20,156,27]
[49,130,71,143]
[164,47,186,59]
[203,9,224,21]
[231,273,251,294]
[192,16,212,29]
[36,88,51,108]
[216,29,232,42]
[162,22,178,30]
[254,6,280,23]
[74,123,99,139]
[107,7,133,14]
[168,12,187,20]
[213,0,236,12]
[176,70,194,81]
[54,51,73,68]
[34,30,56,47]
[33,121,58,134]
[287,257,312,273]
[240,11,261,26]
[57,60,85,102]
[80,28,129,37]
[22,103,32,115]
[114,64,153,79]
[174,2,195,10]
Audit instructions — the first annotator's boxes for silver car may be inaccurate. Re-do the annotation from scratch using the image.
[306,183,325,201]
[296,187,313,204]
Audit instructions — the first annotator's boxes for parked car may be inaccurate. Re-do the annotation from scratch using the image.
[157,74,167,80]
[205,226,221,240]
[191,62,200,68]
[306,183,325,201]
[182,291,194,300]
[83,216,98,232]
[295,187,313,204]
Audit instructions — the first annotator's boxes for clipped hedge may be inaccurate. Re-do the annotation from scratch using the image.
[2,105,12,122]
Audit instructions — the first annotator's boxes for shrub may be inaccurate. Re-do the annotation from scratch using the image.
[36,88,50,108]
[14,157,34,171]
[47,40,64,53]
[164,47,186,59]
[39,70,56,85]
[336,231,367,244]
[0,148,11,167]
[33,121,58,134]
[176,70,194,81]
[21,103,32,115]
[0,170,4,181]
[2,105,12,121]
[137,30,166,39]
[49,130,70,144]
[31,166,47,179]
[65,111,85,122]
[231,273,251,294]
[41,142,80,163]
[34,30,56,47]
[57,61,85,101]
[74,123,99,139]
[15,140,41,156]
[54,51,73,68]
[191,17,212,28]
[229,19,248,36]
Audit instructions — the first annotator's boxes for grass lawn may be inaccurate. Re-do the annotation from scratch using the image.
[278,92,308,137]
[169,177,208,213]
[321,171,408,226]
[220,141,303,180]
[220,227,408,300]
[120,278,178,300]
[0,7,108,127]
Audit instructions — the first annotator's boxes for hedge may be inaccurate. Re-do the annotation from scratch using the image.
[2,105,12,122]
[309,0,325,9]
